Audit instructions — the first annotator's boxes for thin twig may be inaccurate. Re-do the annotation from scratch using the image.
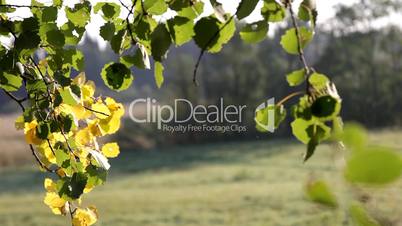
[120,0,139,46]
[84,106,111,117]
[286,0,313,94]
[29,143,55,173]
[47,139,56,156]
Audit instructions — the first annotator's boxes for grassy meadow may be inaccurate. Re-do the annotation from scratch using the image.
[0,131,402,226]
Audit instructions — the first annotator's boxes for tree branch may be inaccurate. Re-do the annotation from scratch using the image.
[0,4,46,9]
[2,90,26,111]
[29,144,55,173]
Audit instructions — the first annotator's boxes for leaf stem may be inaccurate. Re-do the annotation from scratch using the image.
[84,106,111,117]
[276,91,304,106]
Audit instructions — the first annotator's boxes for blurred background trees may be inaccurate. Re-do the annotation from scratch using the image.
[1,0,402,152]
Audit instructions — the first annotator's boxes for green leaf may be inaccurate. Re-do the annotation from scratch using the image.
[144,0,168,15]
[63,49,85,71]
[280,27,313,55]
[291,118,312,144]
[304,122,331,161]
[0,2,16,13]
[194,16,235,53]
[305,180,338,207]
[46,29,65,48]
[42,7,58,22]
[15,31,41,51]
[26,79,47,94]
[0,72,23,92]
[239,20,268,44]
[101,63,133,91]
[349,203,381,226]
[154,61,164,88]
[311,95,341,120]
[261,0,286,22]
[298,0,317,27]
[65,2,91,27]
[255,104,286,132]
[36,122,50,139]
[54,70,71,86]
[55,148,70,168]
[167,16,194,46]
[61,113,75,133]
[59,87,80,106]
[21,17,40,32]
[86,165,107,187]
[53,0,62,7]
[120,46,150,69]
[338,123,367,151]
[236,0,259,20]
[286,69,305,86]
[133,16,157,42]
[94,2,121,19]
[291,119,330,145]
[70,172,88,199]
[308,72,329,90]
[345,147,402,185]
[111,30,125,54]
[177,2,204,19]
[100,22,115,41]
[57,172,88,200]
[151,24,172,61]
[168,0,190,11]
[60,22,81,45]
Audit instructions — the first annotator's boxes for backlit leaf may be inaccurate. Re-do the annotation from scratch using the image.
[236,0,259,20]
[101,63,133,91]
[345,147,402,185]
[154,61,164,88]
[240,20,268,44]
[280,27,313,55]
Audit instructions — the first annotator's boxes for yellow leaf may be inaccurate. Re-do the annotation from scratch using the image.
[101,142,120,158]
[83,184,94,193]
[91,101,111,119]
[44,192,65,208]
[82,81,95,102]
[76,128,93,146]
[88,120,105,137]
[24,120,42,145]
[98,102,124,135]
[72,105,91,120]
[73,72,86,86]
[56,168,66,177]
[44,178,56,192]
[49,132,65,143]
[72,207,97,226]
[38,141,56,164]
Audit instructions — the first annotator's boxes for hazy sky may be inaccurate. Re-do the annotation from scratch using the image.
[5,0,352,49]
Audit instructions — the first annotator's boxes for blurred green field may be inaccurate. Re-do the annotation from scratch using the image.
[1,131,402,226]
